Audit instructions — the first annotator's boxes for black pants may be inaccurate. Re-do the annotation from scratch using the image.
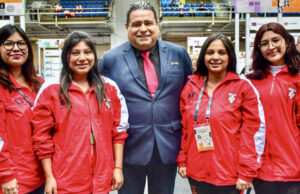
[253,179,300,194]
[188,177,240,194]
[119,142,177,194]
[26,184,45,194]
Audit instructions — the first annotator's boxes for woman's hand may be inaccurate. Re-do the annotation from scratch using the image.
[45,176,57,194]
[178,167,187,178]
[111,168,124,190]
[236,178,251,190]
[1,178,18,194]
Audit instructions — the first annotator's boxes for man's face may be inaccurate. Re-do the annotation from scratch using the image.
[125,9,159,51]
[296,37,300,53]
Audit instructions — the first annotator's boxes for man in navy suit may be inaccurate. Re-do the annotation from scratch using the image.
[99,1,193,193]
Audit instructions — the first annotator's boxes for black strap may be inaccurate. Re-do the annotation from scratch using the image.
[17,88,33,108]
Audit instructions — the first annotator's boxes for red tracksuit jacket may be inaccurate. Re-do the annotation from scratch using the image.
[249,66,300,182]
[0,74,44,193]
[0,134,17,185]
[32,76,129,193]
[177,72,266,186]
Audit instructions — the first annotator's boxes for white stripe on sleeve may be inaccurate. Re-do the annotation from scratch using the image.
[0,137,4,152]
[34,78,60,107]
[102,76,129,132]
[240,75,266,163]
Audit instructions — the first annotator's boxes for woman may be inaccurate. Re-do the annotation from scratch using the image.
[0,24,45,193]
[176,34,265,194]
[248,22,300,194]
[32,31,129,193]
[190,54,198,72]
[75,4,83,13]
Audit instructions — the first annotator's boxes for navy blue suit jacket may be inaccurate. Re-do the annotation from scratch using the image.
[99,40,193,165]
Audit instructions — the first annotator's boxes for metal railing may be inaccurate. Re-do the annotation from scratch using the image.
[27,7,110,24]
[159,6,234,22]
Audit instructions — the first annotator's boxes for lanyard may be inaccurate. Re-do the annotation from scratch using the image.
[17,88,33,108]
[193,80,213,122]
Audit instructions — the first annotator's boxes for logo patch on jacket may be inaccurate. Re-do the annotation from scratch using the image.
[228,93,236,104]
[188,92,196,100]
[104,98,111,109]
[14,97,25,105]
[288,87,296,99]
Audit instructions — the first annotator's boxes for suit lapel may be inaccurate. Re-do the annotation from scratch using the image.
[123,43,148,92]
[156,40,168,98]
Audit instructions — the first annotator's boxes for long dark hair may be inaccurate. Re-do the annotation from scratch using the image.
[249,22,300,80]
[195,34,237,76]
[0,24,42,91]
[59,31,105,111]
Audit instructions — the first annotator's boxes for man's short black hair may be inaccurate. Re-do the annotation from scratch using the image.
[126,1,157,25]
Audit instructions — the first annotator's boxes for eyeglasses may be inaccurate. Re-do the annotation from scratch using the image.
[258,37,282,50]
[2,40,27,51]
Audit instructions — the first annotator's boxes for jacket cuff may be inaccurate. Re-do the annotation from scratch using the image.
[0,174,17,184]
[112,132,128,144]
[177,162,187,167]
[38,153,53,160]
[113,139,125,144]
[238,174,253,183]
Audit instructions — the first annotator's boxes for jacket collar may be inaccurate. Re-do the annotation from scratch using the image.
[133,42,159,58]
[122,40,168,99]
[123,40,167,52]
[8,73,34,91]
[188,71,240,89]
[267,64,289,74]
[69,81,94,93]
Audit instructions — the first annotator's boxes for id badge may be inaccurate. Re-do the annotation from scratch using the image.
[194,123,214,152]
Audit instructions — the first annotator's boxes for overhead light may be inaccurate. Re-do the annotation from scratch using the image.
[206,29,212,32]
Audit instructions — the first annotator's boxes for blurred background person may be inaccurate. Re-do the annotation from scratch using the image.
[76,4,83,13]
[55,3,62,12]
[296,36,300,54]
[190,54,198,72]
[177,34,265,194]
[248,22,300,194]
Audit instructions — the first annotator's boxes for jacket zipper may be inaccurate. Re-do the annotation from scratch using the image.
[85,92,94,171]
[268,76,276,164]
[86,91,95,193]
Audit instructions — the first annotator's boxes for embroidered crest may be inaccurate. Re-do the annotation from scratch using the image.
[228,93,237,104]
[288,87,296,99]
[188,92,195,100]
[104,98,111,109]
[14,97,25,105]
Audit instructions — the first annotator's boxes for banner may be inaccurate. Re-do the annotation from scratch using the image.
[235,0,300,13]
[250,17,300,31]
[187,37,207,47]
[0,0,24,15]
[274,0,300,12]
[38,39,64,48]
[0,0,23,2]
